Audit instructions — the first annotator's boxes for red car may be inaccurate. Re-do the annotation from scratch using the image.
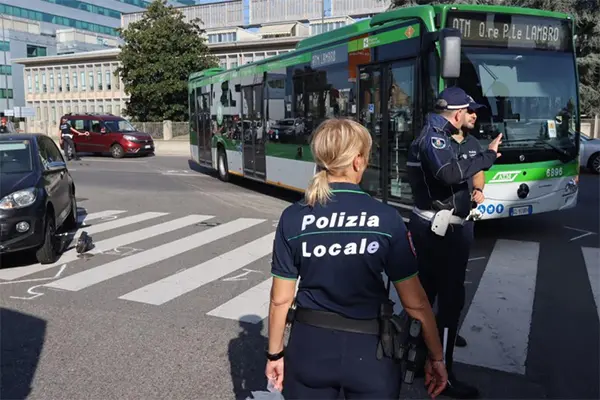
[59,113,154,158]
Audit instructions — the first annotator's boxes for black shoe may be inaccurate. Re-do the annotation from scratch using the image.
[455,334,467,347]
[441,375,479,399]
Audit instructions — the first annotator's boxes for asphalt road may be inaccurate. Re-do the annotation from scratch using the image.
[1,154,598,400]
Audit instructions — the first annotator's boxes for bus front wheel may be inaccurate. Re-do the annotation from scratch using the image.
[217,147,229,182]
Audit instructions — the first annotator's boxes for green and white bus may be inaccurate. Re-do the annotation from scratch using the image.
[188,3,581,220]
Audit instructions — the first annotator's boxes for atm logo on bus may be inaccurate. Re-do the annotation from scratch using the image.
[489,171,521,183]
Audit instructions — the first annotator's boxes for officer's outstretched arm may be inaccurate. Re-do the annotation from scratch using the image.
[421,133,497,185]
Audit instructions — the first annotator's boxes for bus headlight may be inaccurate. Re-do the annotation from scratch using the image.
[564,178,578,195]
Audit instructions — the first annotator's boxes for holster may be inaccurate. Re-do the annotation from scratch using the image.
[376,300,412,361]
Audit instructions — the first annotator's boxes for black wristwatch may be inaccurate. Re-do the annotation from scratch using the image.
[473,187,483,193]
[266,349,285,361]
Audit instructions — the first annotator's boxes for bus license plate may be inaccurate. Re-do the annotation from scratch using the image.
[509,205,532,217]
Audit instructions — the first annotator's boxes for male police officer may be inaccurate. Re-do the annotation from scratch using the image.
[448,97,487,349]
[59,117,87,161]
[406,87,502,399]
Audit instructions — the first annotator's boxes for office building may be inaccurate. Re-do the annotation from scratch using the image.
[14,0,390,125]
[0,0,194,116]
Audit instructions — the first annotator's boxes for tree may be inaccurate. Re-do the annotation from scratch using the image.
[116,0,218,122]
[390,0,600,116]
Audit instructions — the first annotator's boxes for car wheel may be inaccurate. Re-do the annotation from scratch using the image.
[589,153,600,175]
[110,144,125,158]
[63,188,78,231]
[217,147,229,182]
[36,214,59,264]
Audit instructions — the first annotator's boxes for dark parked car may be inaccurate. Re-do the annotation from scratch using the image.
[0,134,77,264]
[58,113,155,158]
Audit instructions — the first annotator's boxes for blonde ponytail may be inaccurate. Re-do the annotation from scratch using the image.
[304,118,372,207]
[304,169,331,207]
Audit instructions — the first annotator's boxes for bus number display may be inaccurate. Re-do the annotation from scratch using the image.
[446,11,571,51]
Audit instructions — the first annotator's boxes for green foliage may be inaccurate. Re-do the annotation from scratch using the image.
[390,0,600,116]
[116,0,218,122]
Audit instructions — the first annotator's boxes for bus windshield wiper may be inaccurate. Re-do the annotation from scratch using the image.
[504,139,572,160]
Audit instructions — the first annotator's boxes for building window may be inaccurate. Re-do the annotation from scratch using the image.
[58,72,62,91]
[27,45,47,58]
[88,71,93,90]
[73,72,78,90]
[40,0,122,19]
[50,72,54,92]
[0,65,12,75]
[97,70,102,90]
[80,72,85,90]
[105,70,111,90]
[27,75,32,93]
[35,74,39,93]
[0,41,9,52]
[0,89,13,99]
[0,4,119,36]
[65,73,70,91]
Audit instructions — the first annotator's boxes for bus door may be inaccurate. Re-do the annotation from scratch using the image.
[241,81,266,179]
[358,59,417,206]
[198,92,211,163]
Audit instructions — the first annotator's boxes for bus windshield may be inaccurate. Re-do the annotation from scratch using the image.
[457,48,579,162]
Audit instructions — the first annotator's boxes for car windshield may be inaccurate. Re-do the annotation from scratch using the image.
[457,48,579,163]
[103,119,137,133]
[0,140,33,173]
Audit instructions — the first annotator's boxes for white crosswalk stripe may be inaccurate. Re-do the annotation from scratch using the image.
[453,239,540,375]
[2,208,598,378]
[44,218,266,292]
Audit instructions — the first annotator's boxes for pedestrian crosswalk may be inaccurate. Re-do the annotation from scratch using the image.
[1,208,598,377]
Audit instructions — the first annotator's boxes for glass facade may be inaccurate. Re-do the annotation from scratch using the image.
[114,0,150,7]
[27,45,48,58]
[0,41,9,52]
[0,4,119,36]
[0,88,13,99]
[0,65,12,75]
[41,0,122,19]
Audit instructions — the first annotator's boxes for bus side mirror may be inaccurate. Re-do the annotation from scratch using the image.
[439,28,462,79]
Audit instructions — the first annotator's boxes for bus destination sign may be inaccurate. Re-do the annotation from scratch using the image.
[446,11,572,51]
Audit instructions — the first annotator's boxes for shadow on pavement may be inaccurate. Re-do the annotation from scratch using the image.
[228,316,268,400]
[0,307,47,400]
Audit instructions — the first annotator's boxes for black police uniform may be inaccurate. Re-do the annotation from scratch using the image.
[0,125,8,134]
[271,182,418,399]
[60,121,77,160]
[450,133,485,193]
[406,101,497,397]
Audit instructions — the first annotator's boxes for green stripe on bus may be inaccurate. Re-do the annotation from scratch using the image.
[485,160,579,183]
[348,24,420,52]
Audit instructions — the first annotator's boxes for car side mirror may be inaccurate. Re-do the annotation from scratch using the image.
[439,28,462,79]
[45,160,67,173]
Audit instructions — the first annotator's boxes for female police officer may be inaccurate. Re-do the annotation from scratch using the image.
[265,118,448,399]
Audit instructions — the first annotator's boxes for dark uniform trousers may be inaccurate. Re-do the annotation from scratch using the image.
[408,214,474,373]
[283,321,402,399]
[62,136,76,160]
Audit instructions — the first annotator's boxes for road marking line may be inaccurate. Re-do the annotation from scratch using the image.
[77,210,126,224]
[74,211,168,237]
[582,247,600,321]
[454,239,539,375]
[119,232,275,305]
[0,214,212,281]
[45,218,266,292]
[207,278,273,324]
